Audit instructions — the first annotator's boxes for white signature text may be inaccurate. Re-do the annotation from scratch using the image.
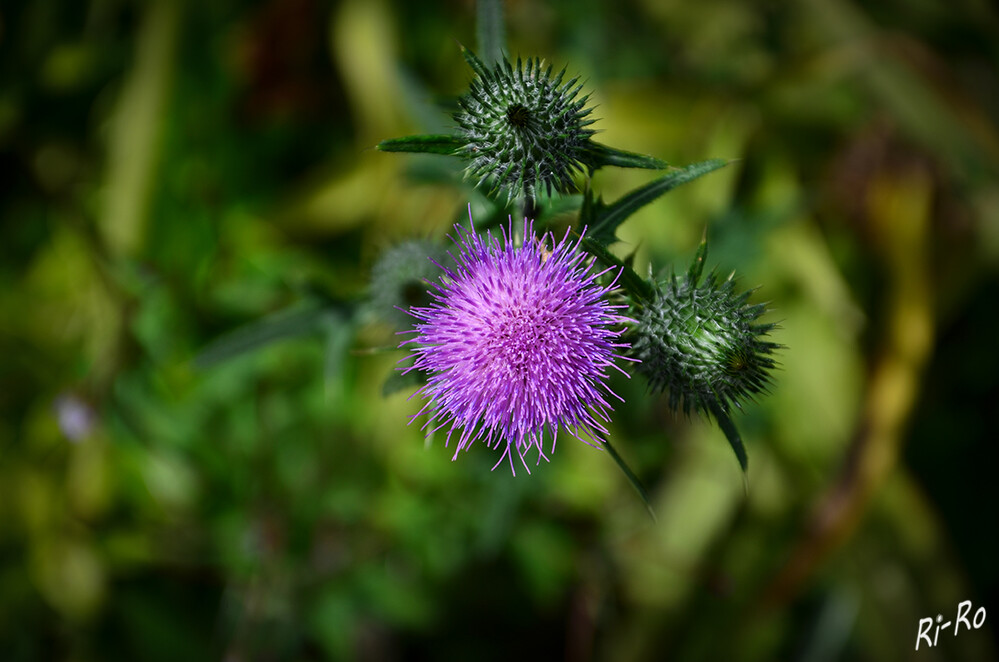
[915,600,986,651]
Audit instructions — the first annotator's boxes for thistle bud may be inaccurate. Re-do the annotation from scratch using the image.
[630,242,778,418]
[378,48,668,204]
[454,49,596,199]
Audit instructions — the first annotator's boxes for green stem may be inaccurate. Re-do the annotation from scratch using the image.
[522,194,537,222]
[476,0,505,66]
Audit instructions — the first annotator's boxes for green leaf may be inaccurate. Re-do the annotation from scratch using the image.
[580,236,654,303]
[603,438,657,521]
[376,135,463,156]
[710,402,749,475]
[194,307,329,368]
[584,159,729,245]
[582,141,669,171]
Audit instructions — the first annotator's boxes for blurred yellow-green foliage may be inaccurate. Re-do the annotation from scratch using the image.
[2,0,998,660]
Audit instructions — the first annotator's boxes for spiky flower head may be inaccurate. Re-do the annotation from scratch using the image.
[400,214,631,474]
[630,242,778,417]
[454,49,596,200]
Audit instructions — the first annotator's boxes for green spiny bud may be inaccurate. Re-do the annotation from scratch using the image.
[366,240,446,328]
[378,48,668,201]
[454,48,596,200]
[629,242,779,417]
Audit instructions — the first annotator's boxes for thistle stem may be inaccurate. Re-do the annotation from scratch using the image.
[475,0,505,66]
[522,194,537,223]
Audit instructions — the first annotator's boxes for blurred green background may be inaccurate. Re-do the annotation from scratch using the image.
[2,0,998,660]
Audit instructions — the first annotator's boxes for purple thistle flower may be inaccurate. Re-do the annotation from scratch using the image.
[399,214,633,474]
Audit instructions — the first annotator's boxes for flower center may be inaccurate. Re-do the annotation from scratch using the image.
[505,103,532,130]
[485,302,553,377]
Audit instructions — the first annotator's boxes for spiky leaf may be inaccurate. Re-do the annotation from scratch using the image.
[584,159,729,245]
[377,135,464,155]
[582,141,668,171]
